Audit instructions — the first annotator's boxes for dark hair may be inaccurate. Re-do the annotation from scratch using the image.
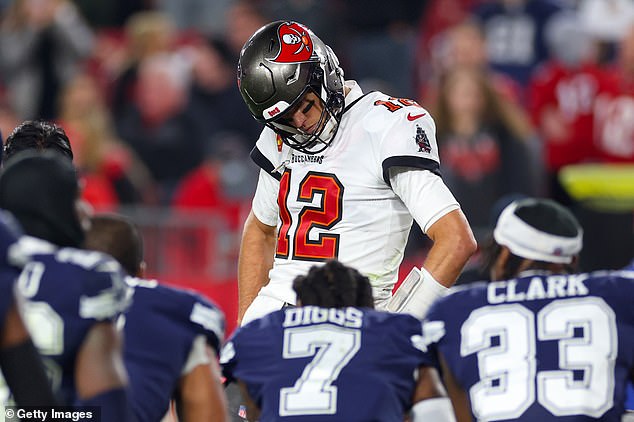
[3,120,74,163]
[84,214,144,276]
[513,199,580,237]
[0,151,83,247]
[292,260,374,308]
[485,198,581,279]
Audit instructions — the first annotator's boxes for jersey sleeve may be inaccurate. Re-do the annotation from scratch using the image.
[251,169,280,227]
[219,317,276,386]
[390,167,460,233]
[249,127,286,180]
[386,313,438,369]
[77,256,131,322]
[418,295,454,369]
[614,270,634,325]
[249,128,286,226]
[0,211,23,265]
[187,293,226,353]
[377,108,441,186]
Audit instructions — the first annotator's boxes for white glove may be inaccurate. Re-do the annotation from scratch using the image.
[385,267,448,319]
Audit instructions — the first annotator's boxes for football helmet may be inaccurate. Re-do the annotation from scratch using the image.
[238,21,345,154]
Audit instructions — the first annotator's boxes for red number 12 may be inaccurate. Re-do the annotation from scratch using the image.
[276,170,344,261]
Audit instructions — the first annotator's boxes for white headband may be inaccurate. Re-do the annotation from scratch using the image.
[493,202,583,264]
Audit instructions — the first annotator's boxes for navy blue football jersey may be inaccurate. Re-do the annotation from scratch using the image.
[7,236,130,405]
[424,270,634,421]
[0,211,24,324]
[627,383,634,411]
[122,277,225,422]
[221,306,429,422]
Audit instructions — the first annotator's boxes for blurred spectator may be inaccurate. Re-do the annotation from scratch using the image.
[593,24,634,164]
[432,66,541,239]
[0,0,94,120]
[578,0,634,63]
[172,131,257,223]
[71,0,152,29]
[0,100,20,143]
[421,20,522,105]
[84,29,130,107]
[115,53,205,204]
[337,0,425,97]
[58,71,154,208]
[155,0,233,36]
[414,0,488,100]
[261,0,344,52]
[188,36,261,148]
[527,11,608,202]
[224,0,268,57]
[111,10,177,117]
[169,132,257,279]
[471,0,565,91]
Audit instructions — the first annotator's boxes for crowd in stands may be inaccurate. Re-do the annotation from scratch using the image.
[0,0,632,281]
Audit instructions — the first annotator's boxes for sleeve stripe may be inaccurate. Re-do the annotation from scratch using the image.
[250,146,281,181]
[190,302,225,344]
[382,156,441,186]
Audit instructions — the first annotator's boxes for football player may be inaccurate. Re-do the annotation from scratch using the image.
[2,120,74,162]
[0,151,133,420]
[221,260,456,422]
[0,210,58,406]
[83,213,229,422]
[236,20,477,325]
[423,197,634,421]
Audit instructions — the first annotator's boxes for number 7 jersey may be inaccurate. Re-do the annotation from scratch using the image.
[250,81,458,305]
[424,270,634,421]
[221,306,430,421]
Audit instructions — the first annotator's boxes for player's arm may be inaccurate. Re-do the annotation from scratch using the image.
[436,354,471,422]
[176,358,229,422]
[74,322,134,421]
[410,365,457,422]
[175,339,229,422]
[237,210,276,325]
[0,302,58,405]
[423,209,476,287]
[387,168,476,317]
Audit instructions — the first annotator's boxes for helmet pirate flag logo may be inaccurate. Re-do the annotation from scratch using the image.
[272,22,313,63]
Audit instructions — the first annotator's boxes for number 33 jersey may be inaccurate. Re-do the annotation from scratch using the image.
[424,270,634,421]
[250,81,458,304]
[220,306,431,422]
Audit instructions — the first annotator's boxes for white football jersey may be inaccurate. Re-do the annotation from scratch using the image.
[249,81,458,308]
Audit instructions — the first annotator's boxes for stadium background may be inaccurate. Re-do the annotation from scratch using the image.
[0,0,633,335]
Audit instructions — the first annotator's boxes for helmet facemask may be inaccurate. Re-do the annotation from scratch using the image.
[238,21,345,155]
[267,87,342,154]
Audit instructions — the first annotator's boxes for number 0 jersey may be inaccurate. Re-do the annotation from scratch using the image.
[221,306,430,422]
[7,236,130,405]
[121,277,225,422]
[424,270,634,421]
[250,81,459,306]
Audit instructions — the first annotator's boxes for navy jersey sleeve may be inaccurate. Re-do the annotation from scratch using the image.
[185,289,226,353]
[219,314,278,389]
[122,279,225,422]
[0,211,23,323]
[47,249,131,322]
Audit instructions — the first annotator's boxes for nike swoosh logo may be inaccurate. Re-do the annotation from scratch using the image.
[407,112,426,121]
